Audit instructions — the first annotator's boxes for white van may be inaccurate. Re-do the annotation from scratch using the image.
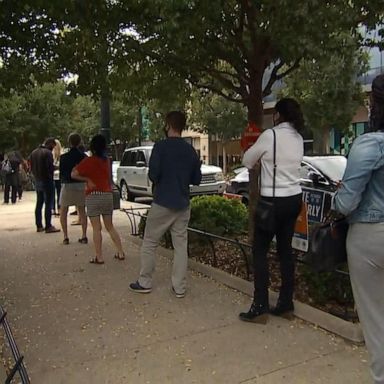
[117,146,226,201]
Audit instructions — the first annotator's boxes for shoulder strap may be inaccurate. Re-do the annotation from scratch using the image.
[272,129,276,197]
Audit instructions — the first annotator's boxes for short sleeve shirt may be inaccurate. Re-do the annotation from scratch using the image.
[75,156,112,195]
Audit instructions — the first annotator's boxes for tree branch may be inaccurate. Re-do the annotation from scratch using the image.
[262,60,284,97]
[194,81,245,103]
[262,58,302,97]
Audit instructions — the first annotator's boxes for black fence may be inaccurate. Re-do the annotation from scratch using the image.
[0,305,30,384]
[122,208,355,321]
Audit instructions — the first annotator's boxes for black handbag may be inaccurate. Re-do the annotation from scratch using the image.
[308,215,348,272]
[255,129,276,232]
[112,185,121,210]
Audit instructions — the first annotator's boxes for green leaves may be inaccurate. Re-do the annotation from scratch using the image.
[189,89,247,141]
[282,34,368,153]
[190,195,248,236]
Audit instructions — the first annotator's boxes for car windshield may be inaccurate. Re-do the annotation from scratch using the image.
[304,156,346,182]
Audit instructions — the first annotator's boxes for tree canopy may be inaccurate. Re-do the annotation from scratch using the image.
[2,1,383,125]
[283,35,369,153]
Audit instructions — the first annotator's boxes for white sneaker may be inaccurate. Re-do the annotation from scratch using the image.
[171,286,185,299]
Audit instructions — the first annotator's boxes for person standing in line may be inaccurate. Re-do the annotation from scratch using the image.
[3,151,22,204]
[70,143,88,225]
[333,74,384,384]
[129,111,202,298]
[52,139,62,216]
[71,134,125,264]
[239,98,304,323]
[0,153,4,190]
[29,138,60,233]
[59,133,87,245]
[17,158,29,201]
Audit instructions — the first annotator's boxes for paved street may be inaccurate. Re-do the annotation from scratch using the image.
[0,192,371,383]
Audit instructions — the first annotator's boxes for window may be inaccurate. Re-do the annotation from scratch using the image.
[128,151,137,166]
[120,151,130,166]
[137,150,146,164]
[121,150,137,166]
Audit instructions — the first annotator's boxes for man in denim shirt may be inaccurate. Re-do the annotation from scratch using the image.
[334,74,384,384]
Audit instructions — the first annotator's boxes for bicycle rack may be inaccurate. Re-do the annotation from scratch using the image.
[0,305,30,384]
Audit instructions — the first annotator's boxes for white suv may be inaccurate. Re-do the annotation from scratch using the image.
[117,146,226,201]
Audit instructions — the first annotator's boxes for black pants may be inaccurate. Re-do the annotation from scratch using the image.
[4,183,17,203]
[252,193,302,308]
[4,173,18,204]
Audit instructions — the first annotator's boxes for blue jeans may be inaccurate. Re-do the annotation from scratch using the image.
[35,180,54,229]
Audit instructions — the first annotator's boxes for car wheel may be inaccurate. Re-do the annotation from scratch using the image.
[120,181,135,202]
[241,193,249,206]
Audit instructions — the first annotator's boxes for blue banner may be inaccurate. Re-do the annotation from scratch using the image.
[302,188,326,223]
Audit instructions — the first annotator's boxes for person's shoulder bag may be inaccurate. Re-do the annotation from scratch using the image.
[254,129,276,232]
[308,212,348,272]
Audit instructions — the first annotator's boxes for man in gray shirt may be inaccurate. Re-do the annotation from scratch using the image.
[130,111,202,298]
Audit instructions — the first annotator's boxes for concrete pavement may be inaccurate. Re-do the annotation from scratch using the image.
[0,192,371,383]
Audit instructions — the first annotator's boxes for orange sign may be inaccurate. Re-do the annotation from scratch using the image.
[292,203,309,252]
[240,122,261,151]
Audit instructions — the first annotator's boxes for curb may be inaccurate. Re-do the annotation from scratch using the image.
[130,236,364,344]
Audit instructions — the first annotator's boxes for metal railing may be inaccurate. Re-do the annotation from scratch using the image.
[0,305,30,384]
[122,208,355,321]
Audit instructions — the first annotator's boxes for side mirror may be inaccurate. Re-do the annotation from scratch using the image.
[308,172,320,183]
[309,172,327,184]
[136,161,146,168]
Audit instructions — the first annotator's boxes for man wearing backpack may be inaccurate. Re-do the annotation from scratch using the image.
[2,152,21,204]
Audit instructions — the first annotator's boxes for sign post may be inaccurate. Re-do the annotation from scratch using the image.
[240,122,261,151]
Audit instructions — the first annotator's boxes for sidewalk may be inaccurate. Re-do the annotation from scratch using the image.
[0,192,371,383]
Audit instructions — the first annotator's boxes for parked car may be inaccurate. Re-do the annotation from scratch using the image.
[117,146,226,201]
[112,161,119,185]
[226,155,347,224]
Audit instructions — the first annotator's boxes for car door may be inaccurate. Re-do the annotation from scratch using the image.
[118,149,136,190]
[130,149,149,195]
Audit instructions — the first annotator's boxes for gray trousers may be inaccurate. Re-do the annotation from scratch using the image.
[138,203,191,293]
[347,223,384,384]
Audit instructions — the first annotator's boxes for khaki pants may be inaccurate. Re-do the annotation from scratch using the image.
[138,203,191,293]
[347,223,384,384]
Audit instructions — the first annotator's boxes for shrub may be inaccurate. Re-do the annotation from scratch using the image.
[189,195,248,236]
[299,265,354,306]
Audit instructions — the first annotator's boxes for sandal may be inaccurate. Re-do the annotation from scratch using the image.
[63,238,69,245]
[114,253,125,261]
[78,237,88,244]
[90,258,104,265]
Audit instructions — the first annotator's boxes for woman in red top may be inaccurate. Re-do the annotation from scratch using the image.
[72,134,125,264]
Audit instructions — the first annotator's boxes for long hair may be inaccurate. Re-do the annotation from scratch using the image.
[52,139,62,161]
[89,134,107,158]
[370,74,384,132]
[275,98,305,134]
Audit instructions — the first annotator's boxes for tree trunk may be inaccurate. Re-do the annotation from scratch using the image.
[222,142,227,174]
[246,72,264,243]
[216,138,220,166]
[313,127,330,154]
[137,107,143,146]
[100,88,111,145]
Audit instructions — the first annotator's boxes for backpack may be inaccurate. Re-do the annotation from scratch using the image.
[1,160,13,174]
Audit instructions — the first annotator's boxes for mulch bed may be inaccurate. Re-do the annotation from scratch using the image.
[187,233,357,322]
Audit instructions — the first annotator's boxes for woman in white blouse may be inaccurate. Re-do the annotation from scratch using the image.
[239,98,304,323]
